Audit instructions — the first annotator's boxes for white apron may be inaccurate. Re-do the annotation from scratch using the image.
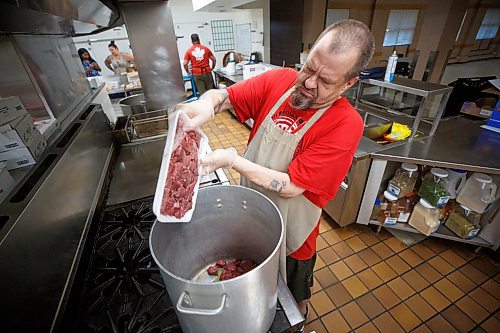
[240,88,329,279]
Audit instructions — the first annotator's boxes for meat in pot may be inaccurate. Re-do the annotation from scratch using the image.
[207,259,257,281]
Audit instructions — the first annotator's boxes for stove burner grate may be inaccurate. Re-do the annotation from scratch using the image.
[76,199,181,333]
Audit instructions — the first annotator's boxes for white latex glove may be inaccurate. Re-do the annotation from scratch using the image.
[200,148,237,175]
[175,99,214,131]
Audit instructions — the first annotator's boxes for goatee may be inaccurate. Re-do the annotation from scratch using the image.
[290,86,315,109]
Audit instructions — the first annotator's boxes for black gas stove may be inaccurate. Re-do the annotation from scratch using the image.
[66,197,303,333]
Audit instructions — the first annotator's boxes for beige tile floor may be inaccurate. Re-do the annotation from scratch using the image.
[202,110,500,333]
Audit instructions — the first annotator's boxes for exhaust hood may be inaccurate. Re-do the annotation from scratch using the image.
[0,0,121,35]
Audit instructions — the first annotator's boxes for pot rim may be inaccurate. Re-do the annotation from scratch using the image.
[149,185,284,285]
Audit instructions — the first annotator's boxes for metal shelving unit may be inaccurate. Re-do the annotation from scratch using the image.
[356,77,454,139]
[356,126,500,250]
[366,219,493,248]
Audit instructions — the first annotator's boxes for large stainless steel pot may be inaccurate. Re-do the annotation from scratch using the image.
[150,185,283,333]
[119,93,148,116]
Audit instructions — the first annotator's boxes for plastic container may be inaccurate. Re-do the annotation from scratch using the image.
[397,192,414,223]
[446,169,467,199]
[388,163,418,198]
[408,198,440,236]
[153,111,209,222]
[456,172,497,213]
[381,190,399,225]
[419,168,451,207]
[371,197,381,220]
[438,199,455,224]
[445,205,481,239]
[384,51,398,82]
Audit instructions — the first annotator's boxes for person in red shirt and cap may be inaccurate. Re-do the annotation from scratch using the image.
[177,19,375,330]
[183,33,217,95]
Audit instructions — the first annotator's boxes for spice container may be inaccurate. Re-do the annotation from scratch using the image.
[380,191,399,225]
[388,163,418,198]
[446,169,467,199]
[438,200,455,224]
[456,173,497,213]
[397,192,414,223]
[408,199,440,236]
[445,205,481,239]
[371,197,382,221]
[419,168,451,207]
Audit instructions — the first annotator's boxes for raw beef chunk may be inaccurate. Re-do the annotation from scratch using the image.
[160,118,201,218]
[206,258,258,281]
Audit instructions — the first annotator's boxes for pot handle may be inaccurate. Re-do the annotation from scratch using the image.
[176,291,227,316]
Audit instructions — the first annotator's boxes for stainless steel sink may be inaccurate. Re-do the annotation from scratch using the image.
[358,111,392,140]
[362,112,390,127]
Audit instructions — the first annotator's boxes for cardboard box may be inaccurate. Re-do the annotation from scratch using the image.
[460,87,500,119]
[0,161,15,202]
[25,131,47,160]
[0,96,28,125]
[5,114,38,143]
[242,64,273,80]
[0,147,36,170]
[0,114,45,154]
[0,129,25,152]
[34,118,59,142]
[0,161,15,203]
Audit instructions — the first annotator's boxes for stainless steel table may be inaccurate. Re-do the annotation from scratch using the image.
[356,121,500,249]
[213,68,244,87]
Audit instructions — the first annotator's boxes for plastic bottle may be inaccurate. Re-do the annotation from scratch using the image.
[384,50,398,82]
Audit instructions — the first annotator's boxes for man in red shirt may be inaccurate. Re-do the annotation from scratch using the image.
[178,19,374,324]
[183,33,216,95]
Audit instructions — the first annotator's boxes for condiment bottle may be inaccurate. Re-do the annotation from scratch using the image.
[419,168,451,207]
[388,163,418,198]
[408,198,440,236]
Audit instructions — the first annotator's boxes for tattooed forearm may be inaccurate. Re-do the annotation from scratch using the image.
[214,90,228,114]
[268,179,287,193]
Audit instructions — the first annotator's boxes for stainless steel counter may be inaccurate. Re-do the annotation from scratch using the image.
[372,121,500,174]
[213,63,278,87]
[214,68,244,86]
[106,138,165,206]
[0,105,114,332]
[107,138,229,206]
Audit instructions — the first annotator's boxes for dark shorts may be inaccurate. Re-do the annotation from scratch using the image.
[286,254,316,303]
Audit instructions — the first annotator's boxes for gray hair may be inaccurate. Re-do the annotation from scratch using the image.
[314,19,375,80]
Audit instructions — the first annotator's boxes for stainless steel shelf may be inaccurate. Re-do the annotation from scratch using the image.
[362,77,453,97]
[372,124,500,175]
[357,78,453,139]
[362,95,418,112]
[367,220,493,248]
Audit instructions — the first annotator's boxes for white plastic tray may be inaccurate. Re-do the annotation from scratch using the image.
[153,111,208,223]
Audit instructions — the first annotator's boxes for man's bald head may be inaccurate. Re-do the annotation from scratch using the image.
[313,19,375,80]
